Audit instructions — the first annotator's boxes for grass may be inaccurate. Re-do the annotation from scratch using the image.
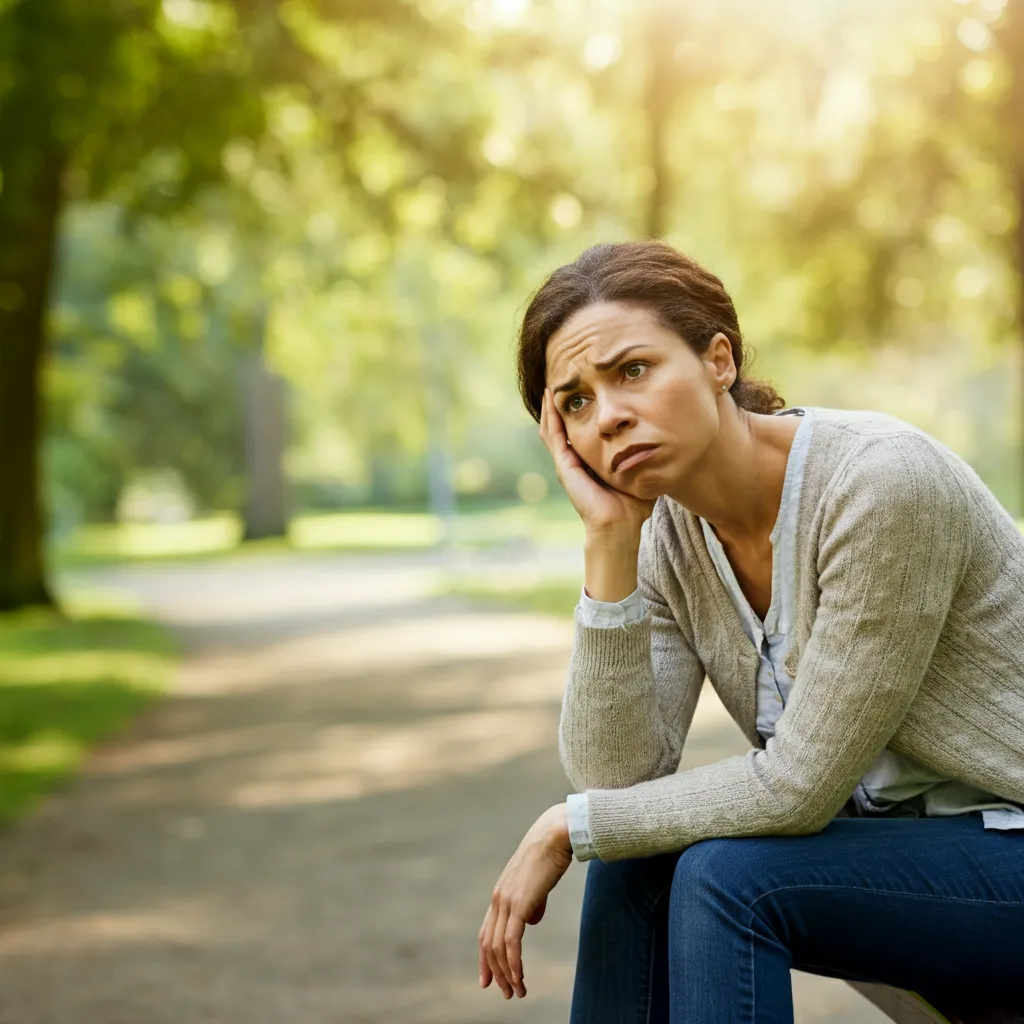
[52,514,272,568]
[440,578,582,619]
[48,507,1024,570]
[0,592,177,825]
[51,501,586,568]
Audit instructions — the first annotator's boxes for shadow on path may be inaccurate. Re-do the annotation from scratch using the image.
[0,555,886,1023]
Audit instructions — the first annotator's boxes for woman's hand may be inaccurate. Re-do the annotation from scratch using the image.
[478,803,574,1000]
[539,386,655,538]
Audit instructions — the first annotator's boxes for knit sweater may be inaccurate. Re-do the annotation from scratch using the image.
[560,407,1024,863]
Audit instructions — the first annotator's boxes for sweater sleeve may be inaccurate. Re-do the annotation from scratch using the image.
[558,505,707,794]
[582,435,973,862]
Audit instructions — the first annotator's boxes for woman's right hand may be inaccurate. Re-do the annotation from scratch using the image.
[538,386,656,539]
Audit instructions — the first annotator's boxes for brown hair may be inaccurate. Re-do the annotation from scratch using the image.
[516,240,784,421]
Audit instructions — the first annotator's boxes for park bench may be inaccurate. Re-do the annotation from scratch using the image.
[850,980,1024,1023]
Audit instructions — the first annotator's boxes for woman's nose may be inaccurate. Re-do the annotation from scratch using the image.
[596,396,636,437]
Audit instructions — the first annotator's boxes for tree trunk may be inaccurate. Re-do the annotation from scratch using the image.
[423,325,456,547]
[0,131,63,611]
[240,347,289,542]
[239,304,288,541]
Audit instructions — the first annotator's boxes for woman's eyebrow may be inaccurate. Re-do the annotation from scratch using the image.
[551,344,647,395]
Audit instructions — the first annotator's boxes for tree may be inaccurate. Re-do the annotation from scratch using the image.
[2,0,564,610]
[0,0,267,609]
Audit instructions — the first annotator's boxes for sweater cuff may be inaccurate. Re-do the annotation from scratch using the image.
[566,792,598,861]
[577,585,646,629]
[571,609,652,680]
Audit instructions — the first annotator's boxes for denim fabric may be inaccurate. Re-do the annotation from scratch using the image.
[569,815,1024,1023]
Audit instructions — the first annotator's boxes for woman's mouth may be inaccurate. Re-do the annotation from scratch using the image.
[615,446,659,473]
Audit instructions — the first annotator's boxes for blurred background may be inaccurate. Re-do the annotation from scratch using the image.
[1,0,1022,1021]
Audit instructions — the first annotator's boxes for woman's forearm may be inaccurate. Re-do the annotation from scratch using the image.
[563,524,700,794]
[583,529,642,602]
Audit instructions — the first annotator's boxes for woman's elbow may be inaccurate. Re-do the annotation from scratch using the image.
[558,734,670,791]
[773,793,845,836]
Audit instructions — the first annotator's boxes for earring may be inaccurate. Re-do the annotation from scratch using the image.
[721,383,728,391]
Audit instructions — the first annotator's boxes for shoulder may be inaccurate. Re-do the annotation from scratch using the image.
[803,409,974,560]
[807,405,947,451]
[805,407,972,506]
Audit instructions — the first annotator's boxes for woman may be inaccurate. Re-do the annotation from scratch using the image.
[476,240,1024,1023]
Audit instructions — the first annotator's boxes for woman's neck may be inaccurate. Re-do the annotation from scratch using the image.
[665,407,801,548]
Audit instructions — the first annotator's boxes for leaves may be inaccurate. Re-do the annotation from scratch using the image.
[8,0,1024,535]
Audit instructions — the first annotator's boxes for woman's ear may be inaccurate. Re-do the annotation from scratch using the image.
[705,332,736,385]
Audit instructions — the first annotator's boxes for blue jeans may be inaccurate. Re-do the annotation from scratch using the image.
[569,816,1024,1023]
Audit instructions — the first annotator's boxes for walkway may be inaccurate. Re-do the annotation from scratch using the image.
[0,551,886,1022]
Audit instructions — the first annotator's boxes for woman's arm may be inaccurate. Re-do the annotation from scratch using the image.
[559,503,707,793]
[580,435,973,862]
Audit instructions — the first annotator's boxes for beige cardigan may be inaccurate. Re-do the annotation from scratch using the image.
[561,407,1024,862]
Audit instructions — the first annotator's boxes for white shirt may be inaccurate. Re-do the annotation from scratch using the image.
[566,406,1024,862]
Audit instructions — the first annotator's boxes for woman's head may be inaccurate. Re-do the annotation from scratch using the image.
[516,241,784,498]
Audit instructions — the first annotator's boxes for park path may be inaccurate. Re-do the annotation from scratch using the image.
[0,550,886,1023]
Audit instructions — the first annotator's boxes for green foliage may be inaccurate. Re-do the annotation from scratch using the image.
[12,0,1024,537]
[48,204,249,522]
[32,0,582,525]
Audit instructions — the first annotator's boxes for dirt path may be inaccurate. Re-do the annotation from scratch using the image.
[0,552,886,1023]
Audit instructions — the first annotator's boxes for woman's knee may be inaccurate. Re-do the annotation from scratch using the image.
[581,851,680,924]
[672,836,766,909]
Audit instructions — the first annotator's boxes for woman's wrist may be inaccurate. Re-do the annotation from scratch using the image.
[584,531,641,603]
[532,802,570,852]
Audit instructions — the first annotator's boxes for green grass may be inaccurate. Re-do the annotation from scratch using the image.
[52,514,273,568]
[290,510,445,550]
[440,579,581,619]
[47,509,1024,570]
[0,594,176,825]
[51,501,586,568]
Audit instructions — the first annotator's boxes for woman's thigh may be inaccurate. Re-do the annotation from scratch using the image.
[669,815,1024,1007]
[571,850,682,1023]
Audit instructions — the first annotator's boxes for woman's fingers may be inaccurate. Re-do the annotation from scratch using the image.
[537,388,552,452]
[483,900,513,999]
[540,388,583,478]
[538,387,561,450]
[547,389,572,455]
[505,909,527,993]
[539,386,554,443]
[490,901,518,998]
[478,909,493,988]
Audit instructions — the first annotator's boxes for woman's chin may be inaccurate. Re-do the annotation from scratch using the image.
[621,477,663,501]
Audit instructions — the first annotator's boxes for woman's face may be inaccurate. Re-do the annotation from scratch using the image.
[544,301,734,499]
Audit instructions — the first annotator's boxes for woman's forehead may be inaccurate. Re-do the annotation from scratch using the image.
[545,303,665,377]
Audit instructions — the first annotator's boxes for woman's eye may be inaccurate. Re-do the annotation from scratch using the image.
[561,364,646,414]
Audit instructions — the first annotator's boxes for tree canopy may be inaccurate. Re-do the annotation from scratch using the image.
[2,0,1022,610]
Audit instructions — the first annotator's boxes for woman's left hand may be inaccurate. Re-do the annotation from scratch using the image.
[478,802,574,1000]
